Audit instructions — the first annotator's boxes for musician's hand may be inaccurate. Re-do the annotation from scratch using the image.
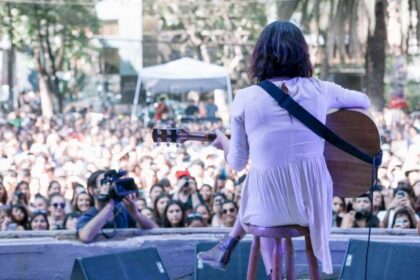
[212,129,228,150]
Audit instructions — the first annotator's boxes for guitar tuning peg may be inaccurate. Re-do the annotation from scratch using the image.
[176,143,180,148]
[167,142,170,147]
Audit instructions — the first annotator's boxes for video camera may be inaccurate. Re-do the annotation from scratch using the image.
[98,169,138,202]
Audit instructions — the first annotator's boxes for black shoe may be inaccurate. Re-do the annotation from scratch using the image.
[197,235,240,271]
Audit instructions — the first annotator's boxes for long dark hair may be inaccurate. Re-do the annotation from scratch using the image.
[163,200,185,228]
[153,194,172,227]
[248,20,313,82]
[0,183,8,205]
[11,204,29,229]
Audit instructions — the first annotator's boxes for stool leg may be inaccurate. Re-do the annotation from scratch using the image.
[285,238,295,280]
[304,235,320,280]
[272,238,282,280]
[247,235,260,280]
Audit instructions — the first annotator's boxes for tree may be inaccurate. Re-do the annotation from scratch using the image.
[0,1,98,117]
[0,2,17,110]
[146,0,267,89]
[365,0,387,110]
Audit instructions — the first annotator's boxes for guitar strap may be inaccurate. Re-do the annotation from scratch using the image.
[257,80,382,167]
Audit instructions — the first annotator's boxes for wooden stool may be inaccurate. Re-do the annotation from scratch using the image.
[246,224,320,280]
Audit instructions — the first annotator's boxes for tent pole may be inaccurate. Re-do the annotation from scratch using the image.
[131,75,142,122]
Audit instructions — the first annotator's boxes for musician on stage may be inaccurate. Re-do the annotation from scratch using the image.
[198,20,371,278]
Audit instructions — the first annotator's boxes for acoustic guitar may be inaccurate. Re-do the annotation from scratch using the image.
[152,109,381,197]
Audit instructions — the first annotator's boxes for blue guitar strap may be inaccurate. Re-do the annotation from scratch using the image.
[257,80,382,167]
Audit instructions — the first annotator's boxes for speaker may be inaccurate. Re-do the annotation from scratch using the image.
[340,239,420,280]
[195,240,267,280]
[71,247,170,280]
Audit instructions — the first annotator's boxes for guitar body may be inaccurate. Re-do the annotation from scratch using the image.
[153,109,381,198]
[325,109,381,197]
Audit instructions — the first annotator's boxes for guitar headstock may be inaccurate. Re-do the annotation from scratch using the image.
[152,127,189,144]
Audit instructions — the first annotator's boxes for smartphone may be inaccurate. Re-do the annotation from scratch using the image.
[396,190,405,198]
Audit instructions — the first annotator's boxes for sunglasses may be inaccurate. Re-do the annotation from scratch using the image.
[222,208,236,214]
[52,203,65,209]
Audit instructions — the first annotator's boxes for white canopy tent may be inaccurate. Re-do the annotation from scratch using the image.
[131,57,233,119]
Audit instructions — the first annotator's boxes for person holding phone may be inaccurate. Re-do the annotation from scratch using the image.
[379,184,419,228]
[171,170,204,212]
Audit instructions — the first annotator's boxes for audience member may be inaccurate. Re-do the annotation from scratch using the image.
[0,105,417,234]
[30,211,49,230]
[163,200,185,228]
[48,193,66,230]
[220,200,238,228]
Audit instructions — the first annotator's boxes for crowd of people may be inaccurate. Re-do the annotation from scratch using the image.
[0,98,418,234]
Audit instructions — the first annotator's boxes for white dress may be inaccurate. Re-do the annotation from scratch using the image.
[226,77,371,274]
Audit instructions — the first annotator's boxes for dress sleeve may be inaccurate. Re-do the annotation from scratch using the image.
[226,90,249,171]
[323,81,371,110]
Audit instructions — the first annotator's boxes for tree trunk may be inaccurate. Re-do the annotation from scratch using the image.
[365,0,387,110]
[276,0,299,20]
[336,0,347,63]
[300,0,310,31]
[322,1,336,79]
[7,3,15,110]
[39,74,53,119]
[44,12,63,113]
[416,0,420,47]
[265,0,277,23]
[349,0,362,63]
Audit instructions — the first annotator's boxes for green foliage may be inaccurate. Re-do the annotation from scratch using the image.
[0,1,99,108]
[405,80,420,111]
[147,0,267,88]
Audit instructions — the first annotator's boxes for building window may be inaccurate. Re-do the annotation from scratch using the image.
[101,20,119,36]
[99,48,119,74]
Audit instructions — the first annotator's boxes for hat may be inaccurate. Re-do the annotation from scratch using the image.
[175,170,191,179]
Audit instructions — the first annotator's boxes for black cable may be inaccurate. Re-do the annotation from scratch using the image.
[364,159,378,280]
[100,202,123,239]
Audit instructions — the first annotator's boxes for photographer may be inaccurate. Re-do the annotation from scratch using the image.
[172,170,204,212]
[77,170,157,243]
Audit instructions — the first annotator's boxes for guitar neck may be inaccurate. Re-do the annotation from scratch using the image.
[186,132,231,142]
